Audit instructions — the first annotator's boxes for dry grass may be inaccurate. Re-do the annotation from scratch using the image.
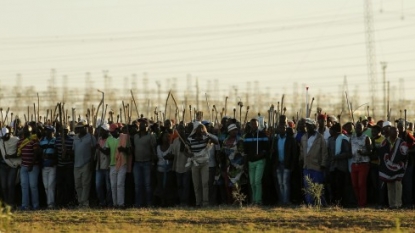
[8,206,415,232]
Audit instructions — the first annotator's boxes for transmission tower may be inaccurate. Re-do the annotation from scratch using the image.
[364,0,378,119]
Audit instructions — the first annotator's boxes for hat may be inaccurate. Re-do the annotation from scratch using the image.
[305,118,316,125]
[227,124,238,132]
[0,127,9,136]
[109,123,119,132]
[382,121,392,128]
[101,123,110,131]
[45,126,56,133]
[75,120,88,128]
[327,115,338,123]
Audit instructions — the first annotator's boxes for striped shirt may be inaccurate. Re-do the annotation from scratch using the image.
[40,136,57,167]
[55,135,74,167]
[17,137,39,167]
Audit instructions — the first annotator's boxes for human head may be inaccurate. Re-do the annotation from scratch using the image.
[317,114,326,129]
[250,118,259,132]
[355,122,363,135]
[304,118,316,134]
[389,127,398,140]
[227,123,238,137]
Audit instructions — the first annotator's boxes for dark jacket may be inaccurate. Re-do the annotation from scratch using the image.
[272,134,297,170]
[243,129,269,162]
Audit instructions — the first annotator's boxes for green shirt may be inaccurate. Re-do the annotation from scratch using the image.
[105,136,120,166]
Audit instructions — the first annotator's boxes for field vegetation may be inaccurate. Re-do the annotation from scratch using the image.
[4,205,415,232]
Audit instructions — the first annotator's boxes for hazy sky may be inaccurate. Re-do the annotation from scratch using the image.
[1,0,414,102]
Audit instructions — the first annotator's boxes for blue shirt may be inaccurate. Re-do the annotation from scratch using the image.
[39,137,57,167]
[277,135,286,162]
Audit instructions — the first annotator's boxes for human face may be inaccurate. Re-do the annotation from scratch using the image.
[389,127,398,140]
[278,124,286,136]
[397,123,404,134]
[355,123,363,135]
[250,120,258,132]
[305,123,315,133]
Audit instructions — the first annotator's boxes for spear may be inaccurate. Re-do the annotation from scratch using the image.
[233,107,236,119]
[205,93,212,122]
[224,96,228,117]
[33,103,36,123]
[122,101,127,123]
[37,93,40,123]
[71,108,76,132]
[0,108,3,125]
[280,94,285,115]
[95,90,104,127]
[131,90,139,119]
[46,109,49,124]
[238,100,243,125]
[404,109,407,130]
[309,97,315,119]
[243,106,250,128]
[213,105,218,125]
[116,114,120,123]
[3,107,9,126]
[120,107,123,123]
[189,105,192,122]
[165,91,171,121]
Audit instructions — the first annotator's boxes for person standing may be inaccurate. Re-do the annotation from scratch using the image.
[39,126,58,209]
[18,125,41,210]
[272,124,297,205]
[0,127,20,209]
[244,118,269,206]
[103,123,130,208]
[171,122,191,206]
[397,120,415,208]
[94,124,112,208]
[133,119,157,207]
[187,122,219,207]
[350,122,372,208]
[299,118,328,206]
[55,124,75,208]
[379,126,408,209]
[72,121,96,208]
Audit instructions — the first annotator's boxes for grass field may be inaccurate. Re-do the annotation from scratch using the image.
[3,206,415,233]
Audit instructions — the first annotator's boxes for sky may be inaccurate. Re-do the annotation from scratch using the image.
[0,0,414,105]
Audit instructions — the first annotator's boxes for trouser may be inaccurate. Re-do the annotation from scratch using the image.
[176,171,191,206]
[274,163,291,204]
[42,166,57,207]
[387,181,402,208]
[351,163,370,207]
[110,165,127,206]
[0,163,18,207]
[20,165,40,210]
[191,161,209,206]
[133,161,152,207]
[303,168,325,205]
[249,159,265,205]
[402,164,414,207]
[330,169,348,206]
[56,165,75,207]
[74,163,92,207]
[95,169,112,206]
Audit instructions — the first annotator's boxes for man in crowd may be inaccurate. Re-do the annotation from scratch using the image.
[72,121,96,208]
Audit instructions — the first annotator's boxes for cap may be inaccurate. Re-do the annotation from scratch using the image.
[109,123,119,132]
[305,118,316,125]
[75,120,88,128]
[382,121,392,128]
[0,127,9,136]
[227,124,238,132]
[101,123,110,131]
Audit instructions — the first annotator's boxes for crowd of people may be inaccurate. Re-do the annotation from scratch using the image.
[0,110,414,210]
